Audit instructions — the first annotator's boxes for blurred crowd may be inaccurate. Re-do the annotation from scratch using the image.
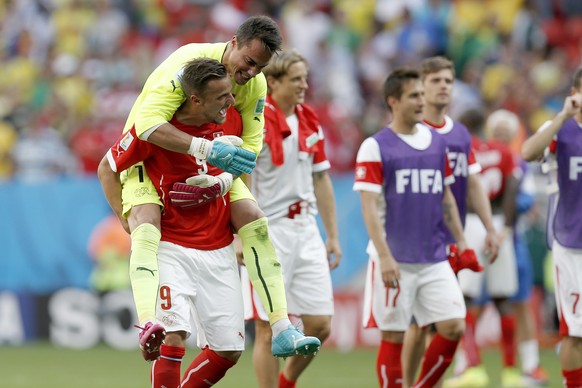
[0,0,581,182]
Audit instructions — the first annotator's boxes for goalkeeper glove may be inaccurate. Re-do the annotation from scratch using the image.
[188,135,256,175]
[169,172,233,208]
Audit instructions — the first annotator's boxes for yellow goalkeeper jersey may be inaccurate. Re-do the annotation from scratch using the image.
[123,42,266,156]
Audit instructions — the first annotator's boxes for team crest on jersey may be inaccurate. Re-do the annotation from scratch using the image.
[120,132,134,151]
[254,97,265,114]
[356,166,367,179]
[213,131,224,138]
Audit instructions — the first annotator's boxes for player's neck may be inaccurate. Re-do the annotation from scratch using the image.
[273,97,296,117]
[423,105,447,127]
[175,108,206,127]
[391,118,417,135]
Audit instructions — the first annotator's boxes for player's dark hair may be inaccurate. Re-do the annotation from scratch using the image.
[383,67,420,111]
[458,108,485,136]
[180,58,228,97]
[420,56,455,79]
[236,15,283,55]
[573,67,582,89]
[263,49,307,80]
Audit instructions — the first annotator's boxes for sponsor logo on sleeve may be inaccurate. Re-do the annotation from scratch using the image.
[120,132,134,151]
[254,97,265,114]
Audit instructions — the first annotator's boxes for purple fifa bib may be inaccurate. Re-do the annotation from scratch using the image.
[554,118,582,249]
[373,127,448,263]
[436,122,473,244]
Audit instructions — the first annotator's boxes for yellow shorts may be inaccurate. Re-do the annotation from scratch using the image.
[120,162,255,217]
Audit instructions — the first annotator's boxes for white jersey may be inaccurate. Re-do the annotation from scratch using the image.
[250,113,330,220]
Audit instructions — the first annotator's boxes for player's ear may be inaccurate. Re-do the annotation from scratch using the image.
[190,94,202,105]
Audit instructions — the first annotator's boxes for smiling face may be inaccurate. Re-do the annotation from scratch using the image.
[196,76,235,125]
[422,68,453,110]
[226,37,273,85]
[269,60,309,108]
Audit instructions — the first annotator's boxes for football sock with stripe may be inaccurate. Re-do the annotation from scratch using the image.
[238,217,288,326]
[129,223,161,325]
[151,345,185,388]
[181,347,235,388]
[376,340,403,387]
[414,333,459,387]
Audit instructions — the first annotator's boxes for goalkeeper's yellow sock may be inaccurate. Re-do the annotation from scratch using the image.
[129,223,161,325]
[238,217,288,326]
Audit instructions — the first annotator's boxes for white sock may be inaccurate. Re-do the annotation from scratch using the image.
[453,345,468,376]
[519,339,539,373]
[271,318,292,337]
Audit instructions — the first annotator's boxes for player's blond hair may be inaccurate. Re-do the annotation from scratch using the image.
[420,56,455,79]
[263,49,308,81]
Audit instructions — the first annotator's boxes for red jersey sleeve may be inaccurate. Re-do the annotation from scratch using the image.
[107,127,154,172]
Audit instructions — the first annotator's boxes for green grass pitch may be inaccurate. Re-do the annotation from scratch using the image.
[0,342,562,387]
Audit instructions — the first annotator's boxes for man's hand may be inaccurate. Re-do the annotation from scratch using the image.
[189,135,256,175]
[484,229,500,264]
[326,237,342,270]
[379,255,400,288]
[562,93,582,118]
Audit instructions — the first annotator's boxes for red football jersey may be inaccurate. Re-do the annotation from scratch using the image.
[107,107,242,250]
[471,137,517,201]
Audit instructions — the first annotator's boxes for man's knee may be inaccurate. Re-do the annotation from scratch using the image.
[128,203,162,231]
[436,318,465,340]
[164,331,187,347]
[214,350,242,364]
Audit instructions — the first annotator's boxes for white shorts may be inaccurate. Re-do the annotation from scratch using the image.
[362,258,466,331]
[553,241,582,338]
[459,214,518,299]
[156,241,245,351]
[242,216,334,321]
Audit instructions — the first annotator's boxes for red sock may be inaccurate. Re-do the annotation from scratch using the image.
[500,314,516,367]
[279,372,296,388]
[181,347,236,388]
[563,367,582,388]
[152,344,185,388]
[414,333,459,388]
[376,340,403,387]
[463,310,481,367]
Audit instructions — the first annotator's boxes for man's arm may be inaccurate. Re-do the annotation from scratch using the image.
[467,173,499,262]
[97,155,128,233]
[522,93,582,161]
[360,190,400,288]
[442,185,468,252]
[313,170,342,270]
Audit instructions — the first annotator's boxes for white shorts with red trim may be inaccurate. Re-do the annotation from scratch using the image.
[362,258,466,331]
[553,241,582,338]
[242,215,334,321]
[156,241,245,351]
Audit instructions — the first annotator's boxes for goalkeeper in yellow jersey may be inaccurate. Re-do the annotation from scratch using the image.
[114,15,320,361]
